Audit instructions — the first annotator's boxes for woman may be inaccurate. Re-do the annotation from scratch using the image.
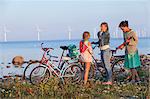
[118,20,141,83]
[79,31,93,85]
[92,22,112,85]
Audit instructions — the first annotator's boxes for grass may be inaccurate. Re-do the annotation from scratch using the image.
[0,65,149,99]
[0,76,149,99]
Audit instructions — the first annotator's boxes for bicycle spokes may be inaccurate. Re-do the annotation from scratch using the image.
[63,65,82,84]
[30,66,50,85]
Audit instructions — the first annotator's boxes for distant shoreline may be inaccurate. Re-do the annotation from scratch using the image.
[0,37,149,43]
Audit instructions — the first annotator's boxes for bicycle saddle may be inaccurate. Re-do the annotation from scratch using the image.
[111,50,116,54]
[60,46,68,50]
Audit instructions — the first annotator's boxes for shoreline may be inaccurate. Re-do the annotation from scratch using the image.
[0,37,149,43]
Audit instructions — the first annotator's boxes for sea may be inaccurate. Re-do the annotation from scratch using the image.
[0,38,150,78]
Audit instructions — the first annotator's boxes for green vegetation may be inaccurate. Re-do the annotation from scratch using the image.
[0,76,149,99]
[0,61,149,99]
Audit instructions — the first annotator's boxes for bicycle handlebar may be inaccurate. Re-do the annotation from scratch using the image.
[41,43,58,60]
[41,43,54,52]
[91,43,118,55]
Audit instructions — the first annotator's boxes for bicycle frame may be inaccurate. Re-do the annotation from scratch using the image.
[38,43,76,79]
[41,62,77,79]
[91,44,123,63]
[90,44,125,74]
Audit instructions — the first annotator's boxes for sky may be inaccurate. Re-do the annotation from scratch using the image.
[0,0,149,41]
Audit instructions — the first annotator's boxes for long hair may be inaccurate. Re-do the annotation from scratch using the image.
[100,22,109,31]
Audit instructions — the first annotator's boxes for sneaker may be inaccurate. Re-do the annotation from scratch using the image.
[136,80,141,84]
[129,80,136,84]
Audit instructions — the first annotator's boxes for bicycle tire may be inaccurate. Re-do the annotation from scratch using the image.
[30,65,50,85]
[63,64,82,84]
[93,61,108,81]
[22,61,41,80]
[89,62,97,79]
[112,58,130,83]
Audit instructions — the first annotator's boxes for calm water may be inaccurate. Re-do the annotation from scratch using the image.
[0,38,150,78]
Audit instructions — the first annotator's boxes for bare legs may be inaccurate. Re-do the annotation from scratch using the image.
[131,68,140,82]
[84,62,91,85]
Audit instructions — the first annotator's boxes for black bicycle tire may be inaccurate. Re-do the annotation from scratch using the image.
[111,58,128,83]
[22,61,40,80]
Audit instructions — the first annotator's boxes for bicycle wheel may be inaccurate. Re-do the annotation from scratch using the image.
[112,58,130,83]
[93,61,107,81]
[82,61,103,80]
[23,61,41,81]
[63,64,82,84]
[30,66,50,85]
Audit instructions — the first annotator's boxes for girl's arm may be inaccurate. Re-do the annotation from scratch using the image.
[117,43,125,50]
[87,42,93,54]
[91,32,100,44]
[117,37,132,50]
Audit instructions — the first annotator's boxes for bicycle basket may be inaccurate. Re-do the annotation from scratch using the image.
[68,44,79,58]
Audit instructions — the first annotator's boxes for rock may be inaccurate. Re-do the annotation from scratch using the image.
[12,56,24,67]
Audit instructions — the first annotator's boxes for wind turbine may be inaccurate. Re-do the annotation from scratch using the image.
[93,27,97,39]
[68,26,71,40]
[3,25,10,42]
[35,25,41,41]
[143,28,146,37]
[115,26,119,38]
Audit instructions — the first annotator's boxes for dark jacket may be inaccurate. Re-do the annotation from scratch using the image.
[95,31,110,47]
